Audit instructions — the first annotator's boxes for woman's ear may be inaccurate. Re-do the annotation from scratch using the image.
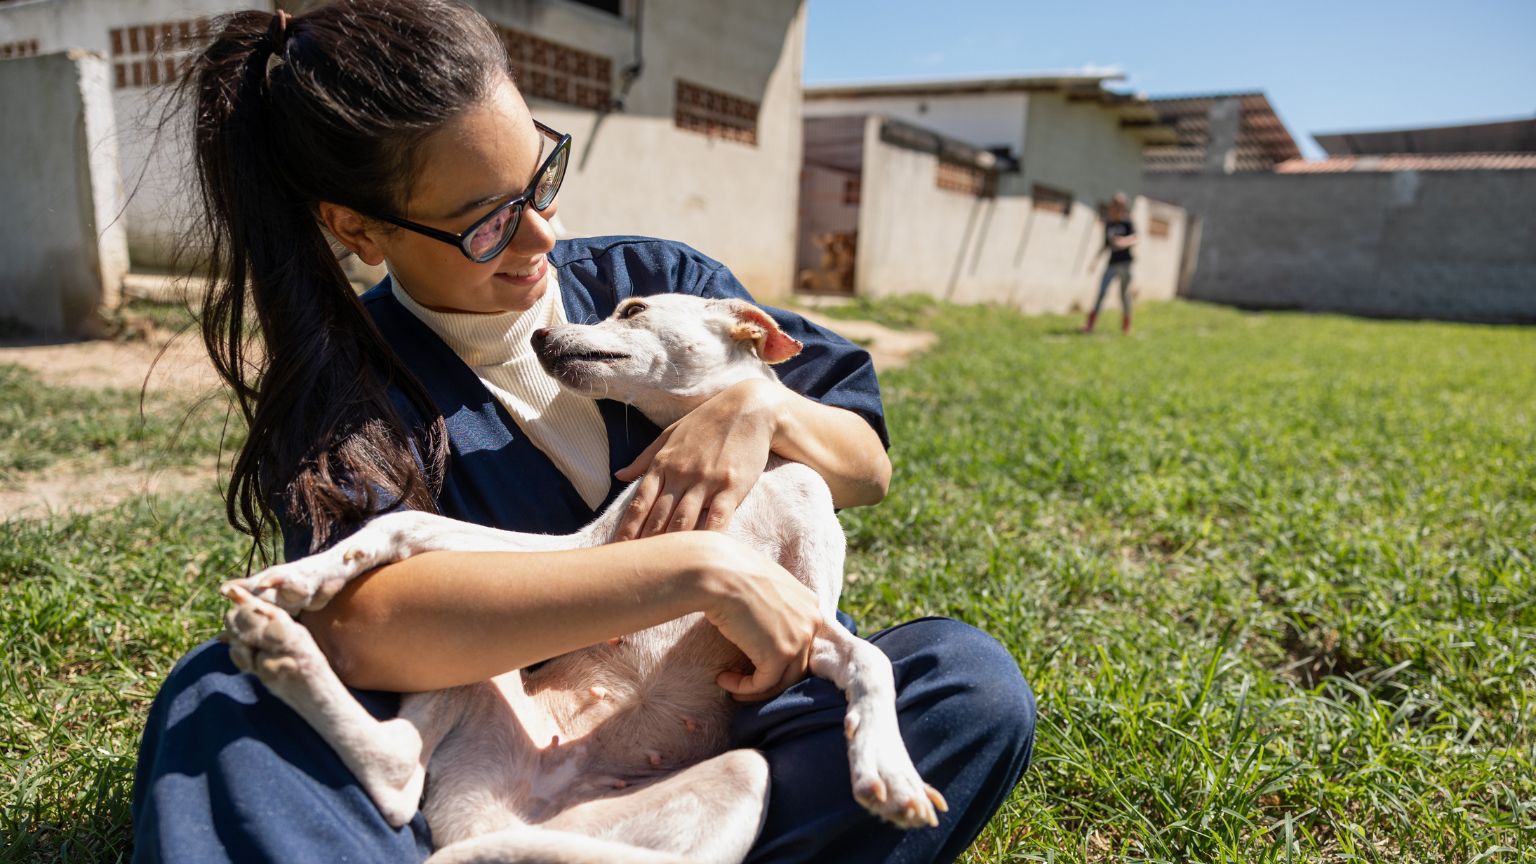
[318,202,387,266]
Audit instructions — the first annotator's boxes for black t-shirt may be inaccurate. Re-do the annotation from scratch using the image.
[1105,220,1134,264]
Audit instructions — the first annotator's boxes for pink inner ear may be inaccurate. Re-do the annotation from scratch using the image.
[759,330,803,364]
[729,302,803,364]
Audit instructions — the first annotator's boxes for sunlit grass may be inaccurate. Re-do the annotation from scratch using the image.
[837,302,1536,863]
[2,300,1533,862]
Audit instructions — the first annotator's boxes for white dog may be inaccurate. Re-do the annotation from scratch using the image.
[219,294,944,863]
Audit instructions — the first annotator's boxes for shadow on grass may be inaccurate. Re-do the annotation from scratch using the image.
[1,786,133,864]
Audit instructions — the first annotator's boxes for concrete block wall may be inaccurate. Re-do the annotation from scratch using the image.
[1146,170,1536,323]
[0,49,128,336]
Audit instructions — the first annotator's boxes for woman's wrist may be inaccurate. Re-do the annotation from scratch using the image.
[677,531,745,616]
[726,378,795,454]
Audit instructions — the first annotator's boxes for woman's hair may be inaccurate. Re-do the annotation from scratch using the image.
[175,0,509,559]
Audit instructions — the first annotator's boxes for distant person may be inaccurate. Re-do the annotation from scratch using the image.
[1081,192,1138,334]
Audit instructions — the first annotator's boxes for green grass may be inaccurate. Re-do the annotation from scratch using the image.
[2,300,1533,862]
[2,495,248,862]
[838,302,1536,862]
[109,298,201,340]
[0,363,234,485]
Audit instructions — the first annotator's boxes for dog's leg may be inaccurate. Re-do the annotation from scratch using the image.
[425,829,696,864]
[221,583,460,827]
[232,510,589,614]
[532,749,769,864]
[810,625,947,829]
[740,465,942,827]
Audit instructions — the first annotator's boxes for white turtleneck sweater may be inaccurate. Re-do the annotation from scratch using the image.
[390,272,612,510]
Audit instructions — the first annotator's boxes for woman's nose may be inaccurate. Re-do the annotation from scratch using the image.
[510,198,559,255]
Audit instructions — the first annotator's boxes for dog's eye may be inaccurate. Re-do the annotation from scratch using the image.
[619,301,648,320]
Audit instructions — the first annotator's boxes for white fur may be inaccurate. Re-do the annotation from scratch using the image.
[220,294,944,863]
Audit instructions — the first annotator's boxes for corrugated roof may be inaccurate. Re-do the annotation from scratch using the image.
[1143,91,1302,171]
[1274,153,1536,173]
[804,71,1124,99]
[1313,117,1536,156]
[804,72,1177,146]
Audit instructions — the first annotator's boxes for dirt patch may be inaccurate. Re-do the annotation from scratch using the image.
[0,309,930,520]
[0,329,223,521]
[795,310,938,371]
[0,331,220,395]
[0,460,219,521]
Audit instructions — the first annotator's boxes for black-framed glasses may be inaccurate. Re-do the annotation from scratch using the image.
[370,120,571,264]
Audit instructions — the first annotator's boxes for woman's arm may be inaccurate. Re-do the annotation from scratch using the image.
[303,529,821,696]
[612,378,891,539]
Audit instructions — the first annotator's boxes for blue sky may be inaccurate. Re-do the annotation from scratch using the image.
[803,1,1536,159]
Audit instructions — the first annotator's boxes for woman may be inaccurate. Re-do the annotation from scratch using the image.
[131,2,1035,862]
[1081,192,1138,335]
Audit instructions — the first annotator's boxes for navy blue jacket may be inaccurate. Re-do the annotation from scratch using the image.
[281,236,886,561]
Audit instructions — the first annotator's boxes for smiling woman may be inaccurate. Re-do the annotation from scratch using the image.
[321,83,568,315]
[131,1,1034,862]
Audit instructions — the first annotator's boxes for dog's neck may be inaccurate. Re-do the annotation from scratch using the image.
[627,364,781,429]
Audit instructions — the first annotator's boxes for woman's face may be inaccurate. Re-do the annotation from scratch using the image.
[374,76,561,314]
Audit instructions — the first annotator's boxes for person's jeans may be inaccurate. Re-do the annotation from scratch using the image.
[133,617,1035,864]
[1092,261,1133,318]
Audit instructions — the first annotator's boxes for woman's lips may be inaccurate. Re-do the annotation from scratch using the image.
[495,257,547,286]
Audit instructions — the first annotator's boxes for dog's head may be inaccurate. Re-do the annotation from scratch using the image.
[532,294,803,425]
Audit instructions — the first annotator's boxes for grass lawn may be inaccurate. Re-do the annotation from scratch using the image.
[3,300,1533,862]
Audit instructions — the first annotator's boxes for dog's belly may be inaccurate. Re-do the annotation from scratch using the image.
[528,614,742,772]
[415,461,839,847]
[422,614,744,844]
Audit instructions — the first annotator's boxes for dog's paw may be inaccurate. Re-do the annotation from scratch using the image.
[239,552,361,614]
[846,709,947,829]
[220,582,326,694]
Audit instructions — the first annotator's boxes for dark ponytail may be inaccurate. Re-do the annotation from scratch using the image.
[173,0,509,560]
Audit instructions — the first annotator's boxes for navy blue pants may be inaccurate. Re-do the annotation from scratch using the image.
[132,617,1035,863]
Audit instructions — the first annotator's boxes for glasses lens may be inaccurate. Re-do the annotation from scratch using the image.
[533,141,568,210]
[467,202,519,261]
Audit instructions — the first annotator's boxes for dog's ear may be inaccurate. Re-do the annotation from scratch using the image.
[723,300,803,365]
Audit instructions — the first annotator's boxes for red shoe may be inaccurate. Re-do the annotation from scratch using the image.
[1079,311,1098,333]
[1121,314,1132,334]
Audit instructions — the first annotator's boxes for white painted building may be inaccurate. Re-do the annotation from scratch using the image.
[0,0,807,297]
[799,74,1192,312]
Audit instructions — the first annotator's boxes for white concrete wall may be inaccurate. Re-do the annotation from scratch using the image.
[806,91,1028,155]
[1016,89,1144,208]
[0,0,262,267]
[1128,196,1187,305]
[487,0,806,299]
[0,49,129,335]
[853,116,1184,313]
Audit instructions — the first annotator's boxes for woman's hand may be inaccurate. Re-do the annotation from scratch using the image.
[688,532,821,701]
[613,379,785,539]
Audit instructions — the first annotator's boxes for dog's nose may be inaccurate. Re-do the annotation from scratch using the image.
[531,327,551,351]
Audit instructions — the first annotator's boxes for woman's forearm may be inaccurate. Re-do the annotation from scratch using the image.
[766,387,891,508]
[304,532,732,692]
